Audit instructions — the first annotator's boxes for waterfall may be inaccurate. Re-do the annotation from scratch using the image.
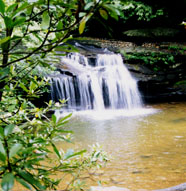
[50,52,143,111]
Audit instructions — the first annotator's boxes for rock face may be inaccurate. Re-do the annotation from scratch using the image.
[66,38,186,104]
[154,183,186,191]
[90,183,186,191]
[128,62,186,103]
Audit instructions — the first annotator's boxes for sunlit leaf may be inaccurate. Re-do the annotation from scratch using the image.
[51,142,61,159]
[52,114,57,124]
[12,2,30,18]
[79,12,86,18]
[12,17,26,27]
[0,37,11,45]
[29,81,37,93]
[0,140,6,162]
[99,9,108,20]
[103,4,120,20]
[20,83,29,92]
[57,113,72,124]
[0,0,5,15]
[64,149,86,160]
[9,143,22,158]
[56,129,73,133]
[79,18,86,34]
[6,3,18,13]
[41,11,50,30]
[84,2,94,10]
[57,20,63,30]
[4,124,15,137]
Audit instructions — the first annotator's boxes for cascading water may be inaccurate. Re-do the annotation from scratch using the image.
[50,52,143,111]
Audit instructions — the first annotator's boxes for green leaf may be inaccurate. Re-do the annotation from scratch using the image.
[64,149,86,160]
[57,20,63,30]
[0,67,9,80]
[0,37,11,45]
[20,83,29,92]
[4,16,13,29]
[64,149,74,160]
[4,124,15,137]
[51,142,61,159]
[11,2,30,18]
[18,171,46,190]
[32,32,43,42]
[29,81,37,93]
[16,177,32,190]
[109,11,118,20]
[99,9,108,20]
[57,113,72,124]
[41,11,50,30]
[12,17,26,27]
[79,12,86,18]
[6,3,18,13]
[52,114,57,124]
[56,129,73,134]
[9,143,22,158]
[79,18,86,34]
[84,2,93,10]
[0,0,5,15]
[1,173,14,191]
[0,127,4,139]
[0,140,6,162]
[103,4,120,20]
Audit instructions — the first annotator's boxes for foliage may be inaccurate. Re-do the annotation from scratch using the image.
[0,92,108,190]
[123,27,180,38]
[0,0,110,190]
[83,0,165,38]
[168,45,186,54]
[117,0,164,22]
[124,51,175,72]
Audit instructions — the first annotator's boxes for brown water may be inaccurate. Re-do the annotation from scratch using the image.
[60,102,186,190]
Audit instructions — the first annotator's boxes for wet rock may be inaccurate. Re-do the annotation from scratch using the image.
[153,183,186,191]
[90,183,186,191]
[132,170,143,174]
[140,155,153,159]
[110,177,125,185]
[58,39,186,104]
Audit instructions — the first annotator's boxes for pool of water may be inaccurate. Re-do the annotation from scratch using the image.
[58,102,186,190]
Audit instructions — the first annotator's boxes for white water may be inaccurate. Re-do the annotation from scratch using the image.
[50,52,143,111]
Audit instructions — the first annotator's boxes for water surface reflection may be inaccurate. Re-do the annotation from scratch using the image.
[60,103,186,190]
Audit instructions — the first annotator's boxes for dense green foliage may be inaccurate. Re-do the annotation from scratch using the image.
[124,52,175,72]
[84,0,186,39]
[0,0,113,190]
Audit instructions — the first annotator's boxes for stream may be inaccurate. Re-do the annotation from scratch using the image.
[57,102,186,190]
